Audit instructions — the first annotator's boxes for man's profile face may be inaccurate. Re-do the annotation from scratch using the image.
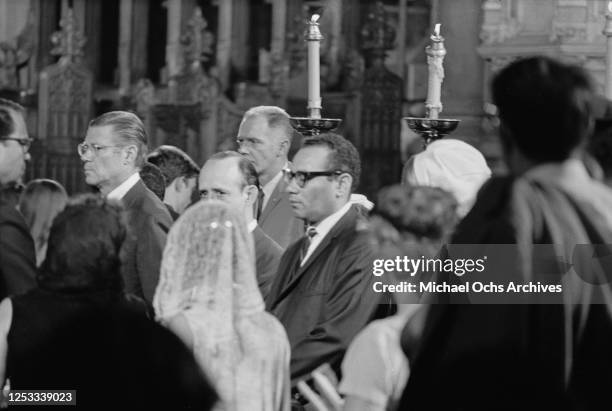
[0,110,30,185]
[79,125,126,190]
[286,145,338,224]
[237,115,284,177]
[198,158,247,214]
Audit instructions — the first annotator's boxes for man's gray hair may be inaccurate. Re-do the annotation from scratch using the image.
[89,111,148,167]
[242,106,294,146]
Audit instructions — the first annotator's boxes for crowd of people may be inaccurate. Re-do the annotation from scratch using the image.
[0,55,612,410]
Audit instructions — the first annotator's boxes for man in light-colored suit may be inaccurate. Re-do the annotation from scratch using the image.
[79,111,172,305]
[237,106,303,249]
[199,151,283,300]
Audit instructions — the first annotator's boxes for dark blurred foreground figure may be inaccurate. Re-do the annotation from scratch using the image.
[0,98,36,298]
[5,308,217,410]
[400,57,612,410]
[0,195,150,390]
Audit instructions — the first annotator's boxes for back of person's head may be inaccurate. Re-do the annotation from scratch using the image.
[147,145,200,187]
[18,179,68,265]
[208,150,260,187]
[0,97,23,139]
[19,308,217,410]
[88,111,148,167]
[492,56,594,163]
[303,133,361,193]
[374,184,458,252]
[140,162,166,200]
[154,200,262,321]
[39,194,127,295]
[402,139,491,217]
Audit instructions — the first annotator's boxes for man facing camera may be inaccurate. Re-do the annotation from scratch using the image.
[198,151,283,300]
[266,133,379,381]
[79,111,172,305]
[237,106,303,249]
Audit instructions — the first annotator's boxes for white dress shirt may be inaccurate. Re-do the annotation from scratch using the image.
[300,201,352,266]
[261,163,287,210]
[107,172,141,201]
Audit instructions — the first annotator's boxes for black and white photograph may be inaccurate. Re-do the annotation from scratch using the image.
[1,0,612,409]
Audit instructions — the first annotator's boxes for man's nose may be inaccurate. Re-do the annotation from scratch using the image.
[24,152,31,162]
[237,145,248,155]
[286,179,299,194]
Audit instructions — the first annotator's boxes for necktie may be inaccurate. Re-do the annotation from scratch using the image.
[299,226,318,265]
[256,188,265,221]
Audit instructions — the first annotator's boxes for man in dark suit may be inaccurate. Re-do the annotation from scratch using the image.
[237,106,303,249]
[79,111,172,305]
[0,98,36,298]
[266,133,379,381]
[198,151,282,300]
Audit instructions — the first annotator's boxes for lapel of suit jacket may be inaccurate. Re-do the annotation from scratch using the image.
[259,176,287,224]
[272,206,357,305]
[120,180,144,211]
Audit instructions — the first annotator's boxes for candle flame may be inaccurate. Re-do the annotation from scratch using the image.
[311,14,320,23]
[434,23,441,37]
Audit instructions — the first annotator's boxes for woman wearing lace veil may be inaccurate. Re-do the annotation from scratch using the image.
[154,200,290,411]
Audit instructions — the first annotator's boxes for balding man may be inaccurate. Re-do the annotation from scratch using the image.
[199,151,283,299]
[237,106,303,249]
[79,111,172,305]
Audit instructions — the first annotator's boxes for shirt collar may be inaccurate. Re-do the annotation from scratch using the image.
[247,219,257,233]
[300,201,353,266]
[261,162,287,209]
[107,172,141,201]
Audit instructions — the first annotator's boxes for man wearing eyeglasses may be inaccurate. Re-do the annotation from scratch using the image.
[0,98,36,299]
[266,133,379,384]
[236,106,303,249]
[79,111,172,306]
[198,151,283,300]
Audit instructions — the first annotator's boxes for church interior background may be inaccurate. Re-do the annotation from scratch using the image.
[0,0,610,198]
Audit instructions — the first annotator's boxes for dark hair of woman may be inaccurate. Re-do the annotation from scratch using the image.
[38,194,128,296]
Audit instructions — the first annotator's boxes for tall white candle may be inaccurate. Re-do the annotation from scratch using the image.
[425,23,446,119]
[306,14,323,118]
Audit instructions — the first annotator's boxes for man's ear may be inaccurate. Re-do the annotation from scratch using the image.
[124,145,138,164]
[336,173,353,198]
[244,184,259,206]
[279,139,289,156]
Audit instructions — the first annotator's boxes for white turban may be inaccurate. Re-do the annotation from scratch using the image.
[403,139,491,217]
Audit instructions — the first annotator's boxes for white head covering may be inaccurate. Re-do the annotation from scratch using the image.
[154,200,290,411]
[403,139,491,217]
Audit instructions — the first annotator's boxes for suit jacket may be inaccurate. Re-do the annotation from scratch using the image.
[0,197,36,299]
[121,180,173,305]
[259,178,303,249]
[253,225,282,301]
[266,205,379,381]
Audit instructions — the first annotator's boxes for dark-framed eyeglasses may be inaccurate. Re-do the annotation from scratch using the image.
[282,168,343,188]
[77,142,124,157]
[0,137,33,152]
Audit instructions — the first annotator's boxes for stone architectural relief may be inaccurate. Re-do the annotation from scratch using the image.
[480,0,522,45]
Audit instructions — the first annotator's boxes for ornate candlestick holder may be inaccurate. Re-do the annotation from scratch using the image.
[289,14,341,136]
[403,24,459,146]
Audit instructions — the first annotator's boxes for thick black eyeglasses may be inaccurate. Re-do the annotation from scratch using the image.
[0,137,33,152]
[282,168,343,188]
